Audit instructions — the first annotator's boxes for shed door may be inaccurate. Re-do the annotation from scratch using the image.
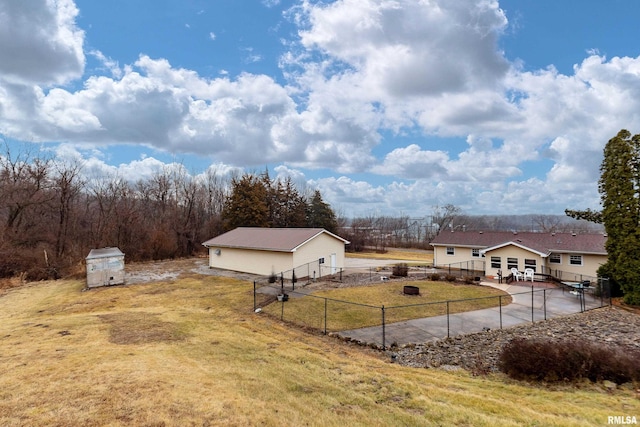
[331,253,337,274]
[101,260,109,286]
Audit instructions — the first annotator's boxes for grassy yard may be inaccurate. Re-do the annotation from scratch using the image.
[261,281,511,330]
[0,266,635,426]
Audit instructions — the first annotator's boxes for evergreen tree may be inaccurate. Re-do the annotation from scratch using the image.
[222,174,269,231]
[260,169,278,226]
[598,130,640,305]
[260,172,307,228]
[306,190,338,233]
[280,177,307,227]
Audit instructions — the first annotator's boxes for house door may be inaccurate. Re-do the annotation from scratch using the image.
[331,253,337,274]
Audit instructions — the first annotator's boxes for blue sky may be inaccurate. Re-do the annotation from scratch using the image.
[1,0,640,218]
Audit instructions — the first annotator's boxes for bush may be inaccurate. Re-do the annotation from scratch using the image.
[463,276,475,284]
[392,263,408,277]
[428,273,441,281]
[25,267,59,281]
[499,338,640,383]
[444,274,457,282]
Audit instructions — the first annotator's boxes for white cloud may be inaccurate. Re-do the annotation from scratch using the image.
[2,0,640,216]
[371,144,449,179]
[0,0,84,86]
[89,50,123,79]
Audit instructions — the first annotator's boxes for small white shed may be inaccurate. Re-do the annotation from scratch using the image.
[86,247,125,288]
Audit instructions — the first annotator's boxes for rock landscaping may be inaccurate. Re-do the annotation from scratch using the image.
[389,306,640,374]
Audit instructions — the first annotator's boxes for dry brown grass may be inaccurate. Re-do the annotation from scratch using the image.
[0,261,636,426]
[347,248,434,264]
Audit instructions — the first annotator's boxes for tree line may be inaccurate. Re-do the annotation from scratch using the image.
[340,206,602,253]
[0,143,337,280]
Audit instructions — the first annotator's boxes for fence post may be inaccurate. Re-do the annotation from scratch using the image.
[531,285,534,323]
[280,296,284,321]
[446,301,450,338]
[253,281,256,311]
[324,298,328,335]
[543,289,547,320]
[381,305,386,350]
[499,295,503,329]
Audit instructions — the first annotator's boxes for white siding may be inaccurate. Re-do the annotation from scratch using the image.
[208,247,292,276]
[292,233,345,279]
[483,246,545,278]
[207,231,347,277]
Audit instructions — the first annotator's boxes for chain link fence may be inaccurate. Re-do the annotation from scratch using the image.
[253,265,612,349]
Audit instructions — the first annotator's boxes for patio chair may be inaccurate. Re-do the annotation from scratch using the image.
[510,268,522,281]
[523,268,534,282]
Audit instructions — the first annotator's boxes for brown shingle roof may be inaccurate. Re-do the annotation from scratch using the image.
[430,231,607,255]
[202,228,349,252]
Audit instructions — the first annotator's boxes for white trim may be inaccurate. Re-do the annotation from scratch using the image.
[480,241,548,258]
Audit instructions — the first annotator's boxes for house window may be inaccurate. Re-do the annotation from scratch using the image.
[446,247,455,255]
[507,258,518,270]
[569,255,583,266]
[471,249,480,258]
[524,259,537,272]
[549,254,561,264]
[319,258,325,264]
[491,256,501,269]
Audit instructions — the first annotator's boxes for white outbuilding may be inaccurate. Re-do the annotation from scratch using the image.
[85,247,125,288]
[202,227,350,278]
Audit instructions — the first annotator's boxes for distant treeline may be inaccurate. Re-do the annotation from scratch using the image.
[341,206,604,253]
[0,143,337,280]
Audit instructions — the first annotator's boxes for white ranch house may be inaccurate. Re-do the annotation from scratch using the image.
[202,227,350,278]
[430,231,607,281]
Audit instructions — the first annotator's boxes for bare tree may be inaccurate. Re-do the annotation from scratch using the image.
[51,157,85,258]
[0,142,52,245]
[430,204,462,238]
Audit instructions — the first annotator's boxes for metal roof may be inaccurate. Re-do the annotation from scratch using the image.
[202,227,350,252]
[86,247,125,260]
[431,231,607,255]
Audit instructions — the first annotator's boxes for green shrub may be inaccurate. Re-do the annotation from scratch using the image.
[499,338,640,383]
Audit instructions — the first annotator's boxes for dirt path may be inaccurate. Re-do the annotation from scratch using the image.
[124,257,262,284]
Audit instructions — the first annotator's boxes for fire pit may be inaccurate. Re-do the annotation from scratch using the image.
[403,285,420,295]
